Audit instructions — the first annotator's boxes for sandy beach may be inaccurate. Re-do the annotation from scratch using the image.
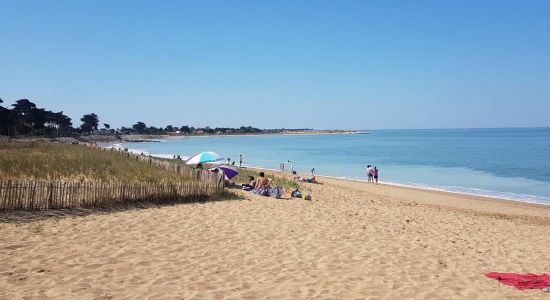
[1,175,549,299]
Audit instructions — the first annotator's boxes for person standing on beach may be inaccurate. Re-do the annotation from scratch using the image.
[373,166,379,184]
[367,165,373,182]
[311,168,315,176]
[239,155,243,168]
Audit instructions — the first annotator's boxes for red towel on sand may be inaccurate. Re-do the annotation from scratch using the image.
[486,272,550,290]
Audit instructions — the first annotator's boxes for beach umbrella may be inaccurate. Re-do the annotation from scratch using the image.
[209,165,238,180]
[185,151,224,165]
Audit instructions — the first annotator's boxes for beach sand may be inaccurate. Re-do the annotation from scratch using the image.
[1,175,549,299]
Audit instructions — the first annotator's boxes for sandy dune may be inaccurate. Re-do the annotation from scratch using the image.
[1,176,550,299]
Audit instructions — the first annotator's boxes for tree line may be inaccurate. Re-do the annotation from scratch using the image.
[1,98,80,136]
[1,98,308,137]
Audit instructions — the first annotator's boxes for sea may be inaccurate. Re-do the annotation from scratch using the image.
[117,128,550,205]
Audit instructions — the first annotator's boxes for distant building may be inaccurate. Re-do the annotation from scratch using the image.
[167,131,182,136]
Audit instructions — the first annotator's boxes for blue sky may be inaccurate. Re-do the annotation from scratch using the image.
[1,0,549,129]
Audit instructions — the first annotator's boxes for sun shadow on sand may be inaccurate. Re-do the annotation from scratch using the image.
[0,191,244,223]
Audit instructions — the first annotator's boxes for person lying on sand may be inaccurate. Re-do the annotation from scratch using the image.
[294,176,322,184]
[254,172,270,191]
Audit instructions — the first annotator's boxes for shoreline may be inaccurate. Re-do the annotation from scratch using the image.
[238,165,550,224]
[101,139,550,207]
[105,137,550,206]
[240,164,550,208]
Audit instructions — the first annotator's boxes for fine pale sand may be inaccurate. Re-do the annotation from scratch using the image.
[1,175,550,299]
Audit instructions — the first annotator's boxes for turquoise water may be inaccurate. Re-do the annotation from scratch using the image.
[121,128,550,204]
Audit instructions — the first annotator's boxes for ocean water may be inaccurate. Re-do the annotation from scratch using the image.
[120,128,550,205]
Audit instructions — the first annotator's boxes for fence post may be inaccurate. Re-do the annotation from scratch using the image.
[30,180,37,210]
[47,181,54,210]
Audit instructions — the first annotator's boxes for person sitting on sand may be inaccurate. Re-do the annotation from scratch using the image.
[196,163,203,170]
[241,176,256,189]
[254,172,270,191]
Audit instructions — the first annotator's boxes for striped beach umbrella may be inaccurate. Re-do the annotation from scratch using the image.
[185,151,224,165]
[209,165,238,180]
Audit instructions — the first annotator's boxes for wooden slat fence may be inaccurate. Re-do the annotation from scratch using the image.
[0,178,224,211]
[0,148,225,211]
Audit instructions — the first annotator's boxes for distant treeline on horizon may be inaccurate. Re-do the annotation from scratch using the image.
[0,98,312,137]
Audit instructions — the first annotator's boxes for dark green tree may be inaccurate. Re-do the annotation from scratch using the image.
[147,126,161,134]
[11,99,37,134]
[46,111,72,135]
[180,125,190,134]
[119,126,133,134]
[80,113,99,132]
[31,108,49,133]
[204,126,215,134]
[56,112,72,131]
[0,98,11,135]
[132,121,147,134]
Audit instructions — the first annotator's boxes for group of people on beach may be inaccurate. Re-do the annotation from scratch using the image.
[225,155,244,167]
[279,160,293,172]
[241,172,270,192]
[367,165,379,184]
[241,172,286,198]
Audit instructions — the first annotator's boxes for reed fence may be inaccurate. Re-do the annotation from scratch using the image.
[0,147,225,211]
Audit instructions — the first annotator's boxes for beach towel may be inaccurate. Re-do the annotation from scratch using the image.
[485,272,550,290]
[260,188,270,197]
[270,187,283,199]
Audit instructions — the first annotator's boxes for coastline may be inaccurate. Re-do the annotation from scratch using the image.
[160,130,362,139]
[238,164,550,207]
[110,129,550,207]
[10,134,169,144]
[5,130,361,145]
[103,133,550,206]
[2,158,549,299]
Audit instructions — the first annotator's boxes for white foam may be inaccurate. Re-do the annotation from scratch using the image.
[240,166,550,206]
[318,174,550,206]
[150,153,190,160]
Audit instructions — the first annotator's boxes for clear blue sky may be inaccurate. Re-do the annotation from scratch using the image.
[1,0,549,129]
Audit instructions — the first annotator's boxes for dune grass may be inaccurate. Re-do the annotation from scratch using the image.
[0,142,193,183]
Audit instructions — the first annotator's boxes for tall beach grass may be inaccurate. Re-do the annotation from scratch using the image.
[0,142,194,183]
